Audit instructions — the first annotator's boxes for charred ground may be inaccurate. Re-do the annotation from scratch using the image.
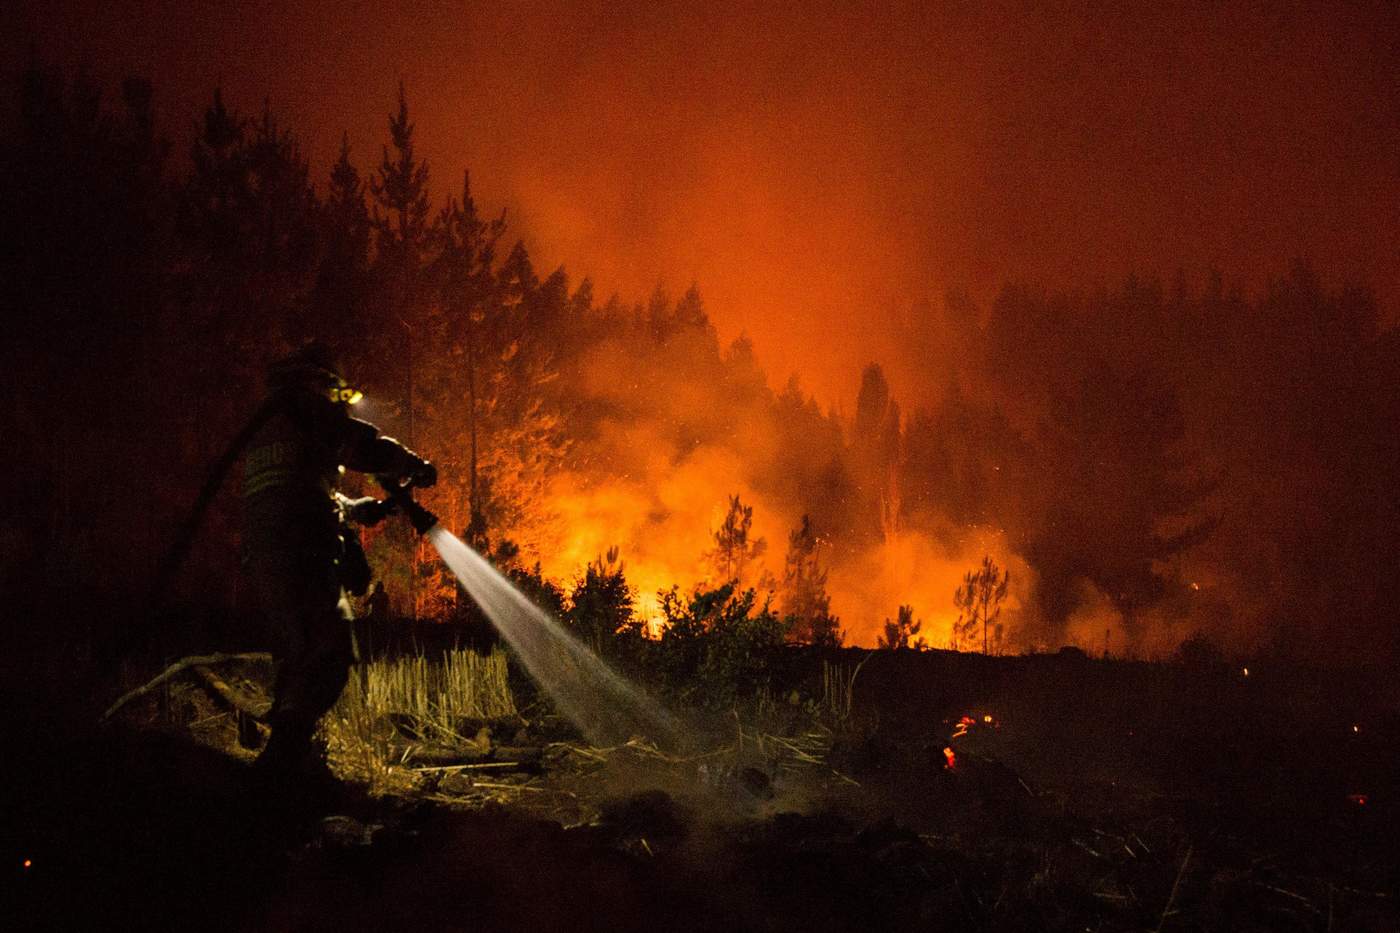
[6,641,1397,932]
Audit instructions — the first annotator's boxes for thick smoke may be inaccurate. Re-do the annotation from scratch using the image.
[10,3,1399,661]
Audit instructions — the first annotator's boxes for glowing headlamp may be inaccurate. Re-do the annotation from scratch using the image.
[328,385,363,406]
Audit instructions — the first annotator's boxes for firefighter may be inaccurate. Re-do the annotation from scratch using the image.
[241,341,434,785]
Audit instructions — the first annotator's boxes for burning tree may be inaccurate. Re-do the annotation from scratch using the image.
[709,494,767,587]
[878,604,924,650]
[954,554,1010,654]
[779,515,844,647]
[852,363,903,541]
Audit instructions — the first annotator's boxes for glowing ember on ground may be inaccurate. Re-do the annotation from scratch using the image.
[943,747,957,771]
[23,859,32,869]
[1347,794,1369,807]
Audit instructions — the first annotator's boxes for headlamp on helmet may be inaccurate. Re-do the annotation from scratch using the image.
[328,382,363,406]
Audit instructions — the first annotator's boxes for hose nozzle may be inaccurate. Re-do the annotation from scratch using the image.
[375,472,439,534]
[402,497,439,534]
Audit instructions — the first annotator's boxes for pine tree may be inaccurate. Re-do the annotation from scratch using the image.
[878,605,924,650]
[566,547,637,653]
[312,134,372,352]
[370,82,430,272]
[780,515,843,646]
[1025,365,1215,632]
[852,363,903,541]
[954,555,1010,654]
[710,494,767,586]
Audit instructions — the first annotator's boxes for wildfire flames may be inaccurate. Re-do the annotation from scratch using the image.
[533,469,1026,643]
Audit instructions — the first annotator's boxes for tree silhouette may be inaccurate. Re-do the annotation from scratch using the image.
[954,555,1010,654]
[1024,363,1215,634]
[852,363,903,541]
[878,604,923,650]
[780,515,843,647]
[312,134,373,354]
[566,547,637,653]
[710,494,767,586]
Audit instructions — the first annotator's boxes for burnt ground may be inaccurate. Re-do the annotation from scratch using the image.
[3,647,1399,932]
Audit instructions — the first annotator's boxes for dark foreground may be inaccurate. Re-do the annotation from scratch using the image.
[4,649,1398,932]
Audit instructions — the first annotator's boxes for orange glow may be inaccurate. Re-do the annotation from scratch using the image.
[942,747,957,771]
[16,4,1395,664]
[1348,794,1368,807]
[982,714,993,724]
[23,859,31,869]
[525,442,1028,645]
[29,6,1399,405]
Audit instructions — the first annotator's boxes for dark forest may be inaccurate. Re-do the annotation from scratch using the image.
[5,66,1398,664]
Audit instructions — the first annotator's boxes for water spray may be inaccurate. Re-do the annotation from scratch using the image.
[383,479,679,749]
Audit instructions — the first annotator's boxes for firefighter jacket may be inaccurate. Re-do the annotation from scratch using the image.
[242,387,423,571]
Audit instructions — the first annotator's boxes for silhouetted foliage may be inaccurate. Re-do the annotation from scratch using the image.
[6,61,1399,667]
[566,547,638,654]
[780,515,843,647]
[710,494,767,587]
[878,605,924,651]
[954,555,1010,654]
[654,583,790,708]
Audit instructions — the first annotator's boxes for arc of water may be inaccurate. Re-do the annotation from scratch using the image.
[425,527,679,748]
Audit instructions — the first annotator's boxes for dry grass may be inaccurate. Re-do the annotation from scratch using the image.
[324,646,516,793]
[819,653,871,726]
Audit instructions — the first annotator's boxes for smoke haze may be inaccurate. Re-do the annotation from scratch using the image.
[14,1,1399,403]
[7,2,1399,660]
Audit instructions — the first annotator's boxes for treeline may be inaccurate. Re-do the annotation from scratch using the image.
[4,64,1397,664]
[883,273,1400,661]
[0,67,852,646]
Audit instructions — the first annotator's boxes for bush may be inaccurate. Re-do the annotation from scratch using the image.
[565,547,640,655]
[651,583,792,709]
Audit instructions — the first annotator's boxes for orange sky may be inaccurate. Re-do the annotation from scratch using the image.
[14,0,1399,405]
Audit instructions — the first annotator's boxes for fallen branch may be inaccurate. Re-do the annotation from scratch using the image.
[101,652,271,722]
[191,664,272,721]
[411,761,522,773]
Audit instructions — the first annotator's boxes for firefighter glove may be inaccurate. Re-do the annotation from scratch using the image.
[343,496,392,527]
[409,458,437,489]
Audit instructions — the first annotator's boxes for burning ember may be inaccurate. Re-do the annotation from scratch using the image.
[949,713,999,740]
[941,711,1001,773]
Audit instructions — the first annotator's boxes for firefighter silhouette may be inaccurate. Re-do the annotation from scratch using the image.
[242,342,434,785]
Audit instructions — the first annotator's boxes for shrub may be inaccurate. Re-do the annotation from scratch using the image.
[652,582,792,709]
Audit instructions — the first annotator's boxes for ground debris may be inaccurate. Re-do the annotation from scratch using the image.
[100,652,273,722]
